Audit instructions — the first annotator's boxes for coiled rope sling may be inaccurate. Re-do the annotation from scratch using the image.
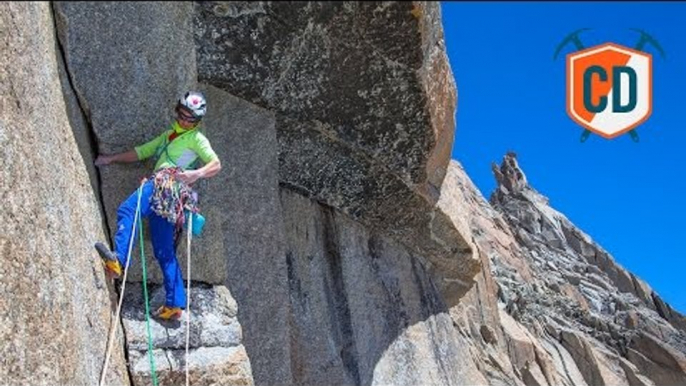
[99,174,196,386]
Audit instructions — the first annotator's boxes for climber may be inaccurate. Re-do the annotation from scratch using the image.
[94,91,221,321]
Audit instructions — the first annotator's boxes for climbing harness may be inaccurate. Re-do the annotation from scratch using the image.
[99,180,195,386]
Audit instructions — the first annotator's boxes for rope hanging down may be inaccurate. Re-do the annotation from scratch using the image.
[99,183,143,386]
[186,214,193,386]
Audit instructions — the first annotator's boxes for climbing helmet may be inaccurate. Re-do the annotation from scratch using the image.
[176,91,207,121]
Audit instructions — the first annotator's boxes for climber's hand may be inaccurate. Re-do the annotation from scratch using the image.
[176,170,200,185]
[94,154,112,166]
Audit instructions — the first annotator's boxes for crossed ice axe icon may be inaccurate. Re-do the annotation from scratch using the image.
[554,29,666,142]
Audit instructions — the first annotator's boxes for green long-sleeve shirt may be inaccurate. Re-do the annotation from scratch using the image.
[135,122,219,171]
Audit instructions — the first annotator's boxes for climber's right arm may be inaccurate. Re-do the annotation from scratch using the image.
[95,131,168,166]
[95,150,139,166]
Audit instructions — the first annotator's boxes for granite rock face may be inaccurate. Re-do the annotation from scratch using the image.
[0,3,128,385]
[194,2,478,301]
[53,2,197,155]
[122,283,253,386]
[53,1,199,283]
[53,4,291,380]
[51,4,478,384]
[6,2,685,386]
[191,84,292,385]
[276,115,478,303]
[194,2,454,190]
[280,188,486,386]
[441,155,686,386]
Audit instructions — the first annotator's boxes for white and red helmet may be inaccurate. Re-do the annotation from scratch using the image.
[177,91,207,120]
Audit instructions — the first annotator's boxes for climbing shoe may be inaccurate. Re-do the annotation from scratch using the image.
[154,306,183,321]
[94,242,123,279]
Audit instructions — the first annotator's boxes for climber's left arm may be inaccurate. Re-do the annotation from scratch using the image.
[177,159,221,185]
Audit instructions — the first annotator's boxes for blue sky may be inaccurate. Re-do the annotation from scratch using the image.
[441,2,685,313]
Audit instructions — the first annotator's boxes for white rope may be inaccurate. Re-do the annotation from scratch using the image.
[99,184,144,386]
[185,213,193,386]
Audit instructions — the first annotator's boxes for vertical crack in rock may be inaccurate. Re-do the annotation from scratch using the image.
[410,254,444,320]
[285,250,306,312]
[548,335,577,386]
[321,207,361,385]
[50,3,112,245]
[427,317,451,386]
[115,281,135,386]
[368,236,408,331]
[163,349,174,376]
[49,4,130,385]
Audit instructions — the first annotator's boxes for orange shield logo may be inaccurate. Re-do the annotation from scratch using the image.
[567,43,652,139]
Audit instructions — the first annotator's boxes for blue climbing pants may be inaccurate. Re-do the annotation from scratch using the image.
[113,180,186,309]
